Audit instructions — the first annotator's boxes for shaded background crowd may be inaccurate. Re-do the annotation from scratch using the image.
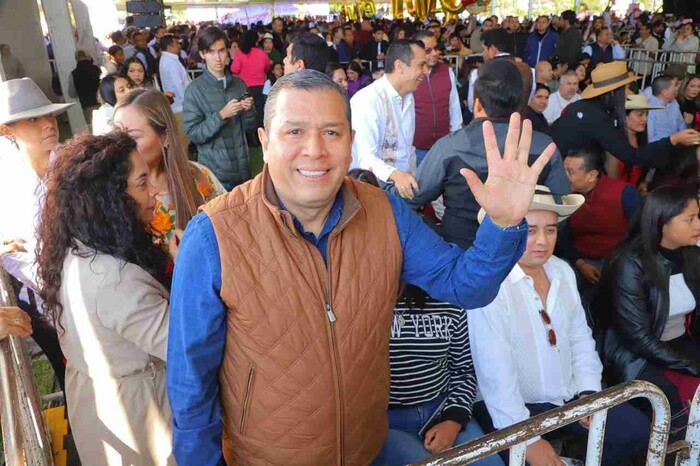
[1,3,700,466]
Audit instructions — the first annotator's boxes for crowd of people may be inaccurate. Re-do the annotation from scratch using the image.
[1,5,700,466]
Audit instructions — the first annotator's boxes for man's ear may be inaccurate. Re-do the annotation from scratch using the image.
[298,59,306,71]
[258,127,270,162]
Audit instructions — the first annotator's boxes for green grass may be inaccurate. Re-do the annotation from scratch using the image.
[32,357,58,399]
[250,145,264,176]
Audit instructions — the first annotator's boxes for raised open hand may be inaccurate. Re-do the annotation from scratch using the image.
[460,113,556,228]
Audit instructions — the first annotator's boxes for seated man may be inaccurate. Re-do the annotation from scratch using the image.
[647,75,687,143]
[408,59,569,249]
[469,187,651,466]
[559,148,642,285]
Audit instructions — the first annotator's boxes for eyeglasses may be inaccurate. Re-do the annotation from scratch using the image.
[539,309,558,347]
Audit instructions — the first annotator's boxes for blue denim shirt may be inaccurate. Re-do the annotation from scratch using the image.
[167,191,527,466]
[647,94,687,143]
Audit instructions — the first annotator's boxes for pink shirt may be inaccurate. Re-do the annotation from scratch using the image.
[230,47,271,87]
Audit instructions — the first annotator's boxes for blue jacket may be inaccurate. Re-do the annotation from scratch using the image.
[524,30,559,67]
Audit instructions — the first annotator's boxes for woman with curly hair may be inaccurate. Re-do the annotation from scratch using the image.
[36,132,176,466]
[113,88,225,244]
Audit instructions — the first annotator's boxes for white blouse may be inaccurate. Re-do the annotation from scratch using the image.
[661,273,696,342]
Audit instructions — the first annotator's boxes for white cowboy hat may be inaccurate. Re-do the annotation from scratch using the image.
[0,78,73,126]
[478,185,585,224]
[625,94,664,110]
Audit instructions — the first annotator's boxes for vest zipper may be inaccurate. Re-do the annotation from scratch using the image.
[428,73,437,137]
[324,241,345,465]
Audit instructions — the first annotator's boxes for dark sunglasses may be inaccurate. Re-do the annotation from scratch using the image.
[539,309,558,347]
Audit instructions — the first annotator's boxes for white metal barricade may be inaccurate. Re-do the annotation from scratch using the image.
[411,380,700,466]
[187,68,203,80]
[620,46,698,90]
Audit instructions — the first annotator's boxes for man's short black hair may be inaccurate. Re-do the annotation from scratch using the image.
[651,75,675,96]
[385,39,424,74]
[482,29,509,52]
[373,27,384,34]
[290,32,330,73]
[197,26,229,53]
[561,10,577,24]
[535,82,551,94]
[566,148,604,174]
[449,32,461,42]
[159,34,178,52]
[473,59,524,117]
[108,45,123,57]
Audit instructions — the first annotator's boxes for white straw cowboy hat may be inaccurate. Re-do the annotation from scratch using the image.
[0,78,73,126]
[625,93,664,110]
[478,185,585,224]
[580,61,637,100]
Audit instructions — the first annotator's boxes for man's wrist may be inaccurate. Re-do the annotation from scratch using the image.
[489,216,522,230]
[575,259,587,268]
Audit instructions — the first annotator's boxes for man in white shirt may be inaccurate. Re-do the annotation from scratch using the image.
[633,23,659,78]
[159,34,192,145]
[543,70,581,124]
[469,187,650,466]
[350,39,428,199]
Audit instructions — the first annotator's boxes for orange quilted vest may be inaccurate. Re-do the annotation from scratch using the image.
[202,166,403,465]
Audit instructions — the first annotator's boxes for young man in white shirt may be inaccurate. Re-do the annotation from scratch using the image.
[543,70,581,124]
[350,39,428,199]
[159,34,192,144]
[468,187,650,466]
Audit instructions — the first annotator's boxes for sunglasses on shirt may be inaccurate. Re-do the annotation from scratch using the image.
[539,309,558,347]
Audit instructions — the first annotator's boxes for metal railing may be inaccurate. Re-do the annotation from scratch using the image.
[619,46,698,90]
[413,380,676,466]
[0,267,54,466]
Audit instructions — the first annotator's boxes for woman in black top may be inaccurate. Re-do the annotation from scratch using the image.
[595,186,700,436]
[678,75,700,131]
[384,286,502,466]
[552,62,700,170]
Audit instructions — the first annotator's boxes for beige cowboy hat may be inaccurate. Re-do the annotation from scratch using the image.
[478,185,585,224]
[0,78,73,126]
[625,94,664,110]
[580,61,637,100]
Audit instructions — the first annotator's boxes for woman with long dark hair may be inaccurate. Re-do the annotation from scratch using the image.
[123,56,153,89]
[92,73,133,135]
[605,94,663,186]
[678,75,700,131]
[36,132,176,465]
[553,61,700,173]
[595,186,700,437]
[230,29,270,130]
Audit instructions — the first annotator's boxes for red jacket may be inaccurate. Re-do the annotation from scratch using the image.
[569,174,630,259]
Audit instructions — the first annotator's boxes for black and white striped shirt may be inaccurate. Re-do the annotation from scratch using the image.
[389,298,477,426]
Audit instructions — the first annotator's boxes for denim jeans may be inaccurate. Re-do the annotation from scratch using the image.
[415,149,430,167]
[473,399,649,466]
[379,396,505,466]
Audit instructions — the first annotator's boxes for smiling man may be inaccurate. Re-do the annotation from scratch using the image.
[350,39,428,199]
[167,69,556,465]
